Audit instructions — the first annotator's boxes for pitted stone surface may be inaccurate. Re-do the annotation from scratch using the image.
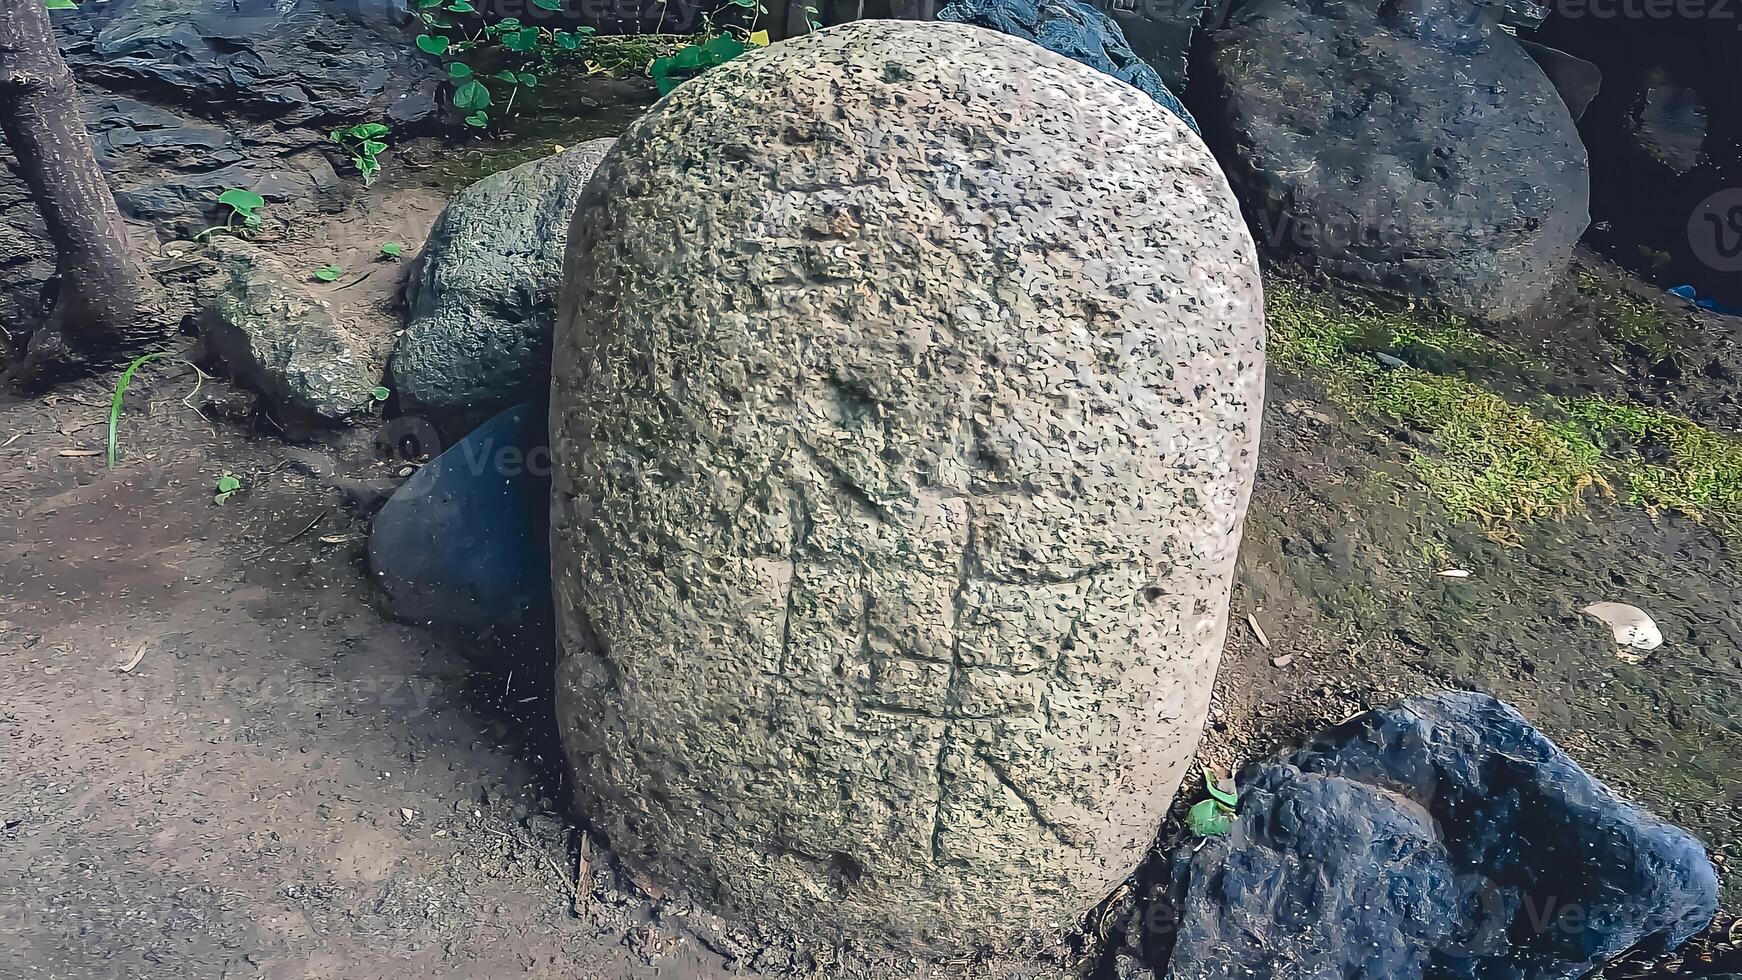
[550,21,1264,955]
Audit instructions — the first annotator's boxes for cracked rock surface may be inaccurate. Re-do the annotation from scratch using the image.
[550,21,1264,956]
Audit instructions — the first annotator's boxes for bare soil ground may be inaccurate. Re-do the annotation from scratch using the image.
[2,130,1737,976]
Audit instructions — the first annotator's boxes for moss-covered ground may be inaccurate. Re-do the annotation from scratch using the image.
[1266,279,1742,529]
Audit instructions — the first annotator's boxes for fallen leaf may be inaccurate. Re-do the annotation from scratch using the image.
[1582,601,1663,654]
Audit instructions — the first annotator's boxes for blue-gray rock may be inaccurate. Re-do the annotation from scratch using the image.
[368,402,551,629]
[1167,692,1719,980]
[938,0,1198,134]
[390,140,615,432]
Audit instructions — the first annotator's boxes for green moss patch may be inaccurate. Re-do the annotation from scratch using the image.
[1573,271,1679,358]
[1267,280,1742,527]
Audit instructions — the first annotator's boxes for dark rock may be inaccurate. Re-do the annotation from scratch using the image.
[62,0,438,125]
[1167,691,1719,980]
[368,402,552,629]
[937,0,1198,133]
[390,140,615,432]
[892,0,1200,93]
[1631,82,1708,177]
[1,0,438,344]
[1519,41,1601,122]
[1525,18,1742,309]
[1113,952,1155,979]
[1201,0,1590,318]
[1089,0,1202,92]
[195,239,384,425]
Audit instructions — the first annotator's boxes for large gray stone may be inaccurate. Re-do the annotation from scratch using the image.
[1201,0,1590,318]
[391,140,615,430]
[196,239,382,425]
[550,21,1264,955]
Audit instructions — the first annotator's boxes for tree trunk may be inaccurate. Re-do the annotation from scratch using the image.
[0,0,170,386]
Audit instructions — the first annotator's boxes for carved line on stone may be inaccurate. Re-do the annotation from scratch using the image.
[930,500,975,863]
[977,749,1079,848]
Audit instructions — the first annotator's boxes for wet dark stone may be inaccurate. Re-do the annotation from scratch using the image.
[1166,691,1719,980]
[1519,40,1602,122]
[369,402,552,629]
[1199,0,1590,317]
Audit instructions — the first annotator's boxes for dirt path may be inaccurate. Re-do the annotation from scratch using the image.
[0,368,725,979]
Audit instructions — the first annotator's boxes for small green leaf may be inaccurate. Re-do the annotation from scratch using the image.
[702,34,747,60]
[362,140,387,156]
[216,188,265,215]
[497,16,522,27]
[447,0,475,12]
[372,386,392,402]
[1205,770,1239,808]
[217,475,242,494]
[350,123,389,139]
[313,264,343,282]
[532,0,562,9]
[452,78,491,110]
[44,0,79,9]
[502,26,540,51]
[464,111,489,128]
[517,72,539,87]
[553,30,579,50]
[415,33,450,55]
[448,62,473,79]
[495,69,519,82]
[379,241,404,257]
[1186,799,1234,838]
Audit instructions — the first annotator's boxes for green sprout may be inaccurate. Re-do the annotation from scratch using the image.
[107,352,171,469]
[329,123,390,185]
[194,188,265,240]
[1186,770,1238,838]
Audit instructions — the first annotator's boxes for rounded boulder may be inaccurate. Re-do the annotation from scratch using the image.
[1203,0,1590,318]
[550,20,1263,955]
